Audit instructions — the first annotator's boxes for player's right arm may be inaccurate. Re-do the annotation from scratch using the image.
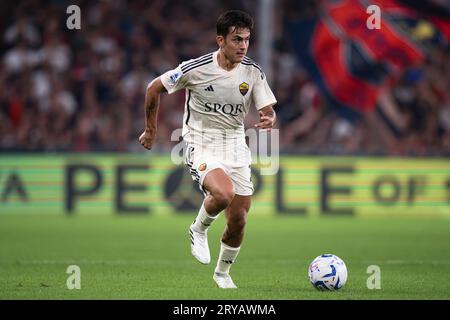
[139,63,189,150]
[139,78,167,150]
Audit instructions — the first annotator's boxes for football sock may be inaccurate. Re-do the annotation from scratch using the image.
[215,241,240,274]
[191,203,217,233]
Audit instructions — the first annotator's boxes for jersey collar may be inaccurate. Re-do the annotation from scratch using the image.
[213,50,241,74]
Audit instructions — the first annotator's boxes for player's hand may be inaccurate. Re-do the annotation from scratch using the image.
[255,111,275,131]
[139,128,156,150]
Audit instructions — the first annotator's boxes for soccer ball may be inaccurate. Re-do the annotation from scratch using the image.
[308,254,347,291]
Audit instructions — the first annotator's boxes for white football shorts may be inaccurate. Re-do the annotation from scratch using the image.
[184,144,254,196]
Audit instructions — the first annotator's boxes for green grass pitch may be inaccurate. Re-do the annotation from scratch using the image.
[0,213,449,299]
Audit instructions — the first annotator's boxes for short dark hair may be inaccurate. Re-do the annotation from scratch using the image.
[216,10,254,37]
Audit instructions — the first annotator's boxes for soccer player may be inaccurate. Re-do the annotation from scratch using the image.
[139,10,277,288]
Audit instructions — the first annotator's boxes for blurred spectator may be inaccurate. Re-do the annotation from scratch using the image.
[0,0,449,156]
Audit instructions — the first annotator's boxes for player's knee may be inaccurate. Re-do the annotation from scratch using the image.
[213,190,235,209]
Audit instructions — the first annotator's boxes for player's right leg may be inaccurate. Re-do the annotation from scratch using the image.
[189,168,235,264]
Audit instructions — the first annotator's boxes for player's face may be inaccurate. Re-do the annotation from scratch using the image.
[220,27,251,63]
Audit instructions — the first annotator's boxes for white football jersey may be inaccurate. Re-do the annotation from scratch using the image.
[160,50,277,165]
[160,51,276,165]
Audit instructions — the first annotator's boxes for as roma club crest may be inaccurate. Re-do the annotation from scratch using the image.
[239,82,249,96]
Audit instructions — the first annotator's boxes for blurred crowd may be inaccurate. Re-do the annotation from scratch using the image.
[1,0,449,156]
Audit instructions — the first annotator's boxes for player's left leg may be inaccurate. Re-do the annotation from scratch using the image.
[213,194,251,289]
[222,194,250,247]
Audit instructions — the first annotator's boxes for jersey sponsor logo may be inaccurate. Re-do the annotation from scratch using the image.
[239,82,249,96]
[204,102,244,116]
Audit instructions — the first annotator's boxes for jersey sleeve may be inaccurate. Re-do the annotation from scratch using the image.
[160,65,189,94]
[252,71,277,110]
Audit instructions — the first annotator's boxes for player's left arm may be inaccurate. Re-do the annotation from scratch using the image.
[252,66,277,130]
[255,104,276,130]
